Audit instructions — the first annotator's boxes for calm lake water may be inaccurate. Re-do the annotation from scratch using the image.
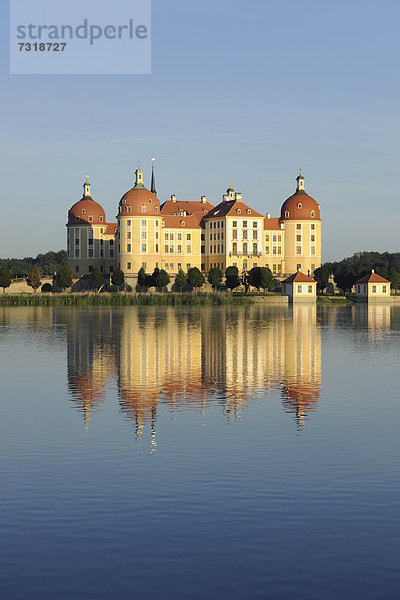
[1,304,399,599]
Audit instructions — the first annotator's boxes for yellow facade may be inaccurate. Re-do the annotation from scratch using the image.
[67,169,322,281]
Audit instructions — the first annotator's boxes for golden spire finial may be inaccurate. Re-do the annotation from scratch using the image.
[85,173,89,183]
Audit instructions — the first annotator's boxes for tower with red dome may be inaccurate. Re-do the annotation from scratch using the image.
[279,171,322,276]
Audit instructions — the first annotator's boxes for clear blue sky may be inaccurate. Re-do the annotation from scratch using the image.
[1,0,400,261]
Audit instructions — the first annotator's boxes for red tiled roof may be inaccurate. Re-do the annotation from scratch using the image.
[105,223,117,235]
[356,272,390,284]
[280,191,321,221]
[205,200,264,219]
[160,200,214,215]
[263,217,282,231]
[282,271,317,284]
[162,214,203,229]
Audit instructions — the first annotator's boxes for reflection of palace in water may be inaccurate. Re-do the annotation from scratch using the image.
[65,305,322,438]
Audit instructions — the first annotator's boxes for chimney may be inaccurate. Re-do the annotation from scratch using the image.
[171,194,177,203]
[222,194,229,202]
[266,212,271,219]
[235,192,242,202]
[372,269,375,273]
[201,195,207,204]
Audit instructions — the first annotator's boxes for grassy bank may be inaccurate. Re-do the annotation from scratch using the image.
[317,296,354,305]
[0,292,254,307]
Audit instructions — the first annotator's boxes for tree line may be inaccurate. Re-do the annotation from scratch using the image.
[313,251,400,293]
[0,250,67,277]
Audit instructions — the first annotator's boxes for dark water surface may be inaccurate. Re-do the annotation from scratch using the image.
[1,304,399,599]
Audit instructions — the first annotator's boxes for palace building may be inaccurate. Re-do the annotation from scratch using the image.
[66,165,322,279]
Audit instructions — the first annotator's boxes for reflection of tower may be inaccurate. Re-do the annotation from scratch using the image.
[281,304,321,431]
[368,304,391,337]
[66,309,118,431]
[117,307,204,440]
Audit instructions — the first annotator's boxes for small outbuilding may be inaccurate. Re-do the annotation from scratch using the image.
[355,270,391,303]
[282,271,317,303]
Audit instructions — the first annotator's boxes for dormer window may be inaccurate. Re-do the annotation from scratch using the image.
[81,209,86,214]
[237,208,241,214]
[75,216,80,222]
[99,216,103,222]
[311,210,315,217]
[297,203,302,209]
[247,209,251,214]
[181,220,185,226]
[89,215,93,222]
[141,205,146,213]
[127,206,131,213]
[149,199,152,204]
[155,207,158,213]
[285,211,289,218]
[122,199,126,205]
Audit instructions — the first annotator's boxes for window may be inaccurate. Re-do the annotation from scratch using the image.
[127,232,131,239]
[201,246,205,254]
[88,249,93,257]
[247,209,251,214]
[285,211,289,218]
[278,235,281,242]
[297,235,301,242]
[170,245,173,253]
[243,221,247,228]
[278,248,281,255]
[75,249,79,258]
[141,220,147,226]
[178,233,182,241]
[187,264,191,269]
[141,231,147,239]
[277,265,281,272]
[296,246,302,254]
[155,244,159,252]
[232,230,237,239]
[308,285,313,293]
[110,250,114,258]
[110,266,114,273]
[201,234,205,241]
[237,209,241,214]
[142,244,147,253]
[297,285,302,293]
[311,264,315,271]
[253,243,258,254]
[297,224,301,230]
[127,262,131,270]
[170,233,174,241]
[142,263,146,269]
[165,245,169,253]
[88,216,93,222]
[233,221,237,228]
[177,245,182,253]
[273,247,277,254]
[127,244,131,253]
[201,263,205,271]
[232,242,237,253]
[297,264,301,270]
[141,205,146,213]
[253,230,258,239]
[297,203,302,209]
[253,222,257,228]
[311,211,315,217]
[383,286,387,293]
[88,238,93,246]
[265,246,270,254]
[311,247,315,255]
[75,266,79,273]
[187,233,191,240]
[273,264,276,272]
[109,239,114,246]
[99,216,103,222]
[170,263,174,270]
[81,209,86,214]
[243,242,248,253]
[177,263,182,270]
[186,245,192,254]
[273,235,276,242]
[372,285,376,293]
[265,234,269,241]
[127,220,131,226]
[243,230,248,240]
[311,224,315,230]
[311,235,315,242]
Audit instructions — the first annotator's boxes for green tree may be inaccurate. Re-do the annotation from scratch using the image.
[313,266,330,293]
[150,268,160,289]
[175,269,186,292]
[56,266,73,291]
[187,267,205,290]
[208,267,223,290]
[248,267,262,290]
[259,267,274,291]
[137,267,147,290]
[111,268,125,291]
[90,266,104,291]
[27,266,42,293]
[225,266,241,291]
[389,269,400,293]
[155,269,170,290]
[0,266,11,293]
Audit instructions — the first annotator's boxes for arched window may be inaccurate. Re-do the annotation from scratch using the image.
[311,210,315,217]
[243,242,248,254]
[297,203,302,209]
[99,216,103,222]
[141,205,146,213]
[89,215,93,222]
[285,211,289,218]
[237,208,241,214]
[253,243,258,254]
[247,209,251,214]
[232,242,237,254]
[81,209,86,214]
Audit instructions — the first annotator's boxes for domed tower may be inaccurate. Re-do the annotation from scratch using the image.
[117,163,161,277]
[280,171,322,276]
[67,176,109,276]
